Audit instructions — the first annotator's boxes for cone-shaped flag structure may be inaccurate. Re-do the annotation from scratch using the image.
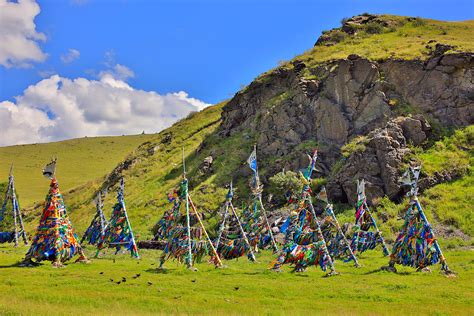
[81,192,108,245]
[272,150,337,275]
[350,179,389,256]
[382,166,454,275]
[24,178,85,265]
[96,179,139,258]
[0,164,28,246]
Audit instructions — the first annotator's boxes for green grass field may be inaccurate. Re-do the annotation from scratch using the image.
[0,134,158,207]
[0,245,472,315]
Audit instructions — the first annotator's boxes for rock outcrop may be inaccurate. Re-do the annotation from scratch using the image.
[327,116,430,204]
[218,52,473,202]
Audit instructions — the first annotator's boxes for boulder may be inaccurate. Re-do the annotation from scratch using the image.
[327,118,416,203]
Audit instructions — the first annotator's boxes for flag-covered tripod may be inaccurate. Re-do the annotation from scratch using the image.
[214,182,256,261]
[382,166,455,276]
[20,159,88,267]
[0,165,28,246]
[351,179,389,256]
[81,191,108,245]
[244,145,278,252]
[159,147,222,270]
[317,186,360,267]
[96,178,139,258]
[272,150,337,276]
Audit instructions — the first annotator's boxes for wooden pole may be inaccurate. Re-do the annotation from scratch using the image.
[413,196,450,272]
[306,197,337,275]
[214,202,229,249]
[188,196,223,267]
[229,202,256,262]
[325,203,359,267]
[183,147,193,268]
[119,178,140,259]
[252,144,278,252]
[257,195,278,252]
[11,175,18,247]
[81,193,101,244]
[98,193,106,237]
[362,201,389,256]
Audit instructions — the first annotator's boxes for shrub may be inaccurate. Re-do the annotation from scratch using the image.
[330,158,345,176]
[341,136,369,158]
[411,17,426,27]
[296,140,319,151]
[331,30,347,42]
[365,22,384,34]
[269,171,303,199]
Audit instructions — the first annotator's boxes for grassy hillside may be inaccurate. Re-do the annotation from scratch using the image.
[0,247,472,315]
[2,15,472,245]
[20,103,227,239]
[0,134,157,207]
[260,15,474,79]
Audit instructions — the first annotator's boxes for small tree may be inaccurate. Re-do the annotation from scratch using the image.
[269,171,303,201]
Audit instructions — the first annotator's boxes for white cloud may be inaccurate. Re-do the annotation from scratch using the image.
[0,72,211,146]
[99,63,135,81]
[0,0,47,68]
[60,48,80,63]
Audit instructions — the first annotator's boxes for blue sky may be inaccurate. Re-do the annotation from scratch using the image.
[0,0,473,146]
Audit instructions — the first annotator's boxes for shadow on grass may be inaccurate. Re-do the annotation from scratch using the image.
[363,268,413,276]
[0,261,43,269]
[293,273,310,278]
[145,268,172,274]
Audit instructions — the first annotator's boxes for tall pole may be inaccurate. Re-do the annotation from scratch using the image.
[296,150,318,232]
[355,180,389,256]
[119,178,139,259]
[214,202,229,249]
[253,144,278,252]
[229,203,256,262]
[7,164,27,246]
[306,193,337,275]
[98,193,106,237]
[188,197,223,267]
[300,151,337,275]
[362,200,389,256]
[325,202,359,267]
[413,197,449,272]
[227,182,256,261]
[183,147,193,268]
[9,165,18,247]
[81,192,100,244]
[258,195,278,252]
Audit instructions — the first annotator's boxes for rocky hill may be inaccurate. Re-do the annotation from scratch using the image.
[17,14,474,244]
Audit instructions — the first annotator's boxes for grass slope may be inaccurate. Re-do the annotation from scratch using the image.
[30,103,227,239]
[260,16,474,79]
[0,134,157,207]
[0,246,472,315]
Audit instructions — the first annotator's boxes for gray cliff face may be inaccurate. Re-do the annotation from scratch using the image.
[218,52,473,203]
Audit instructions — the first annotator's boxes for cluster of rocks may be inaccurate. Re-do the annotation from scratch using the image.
[327,116,430,204]
[217,50,473,203]
[315,14,400,46]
